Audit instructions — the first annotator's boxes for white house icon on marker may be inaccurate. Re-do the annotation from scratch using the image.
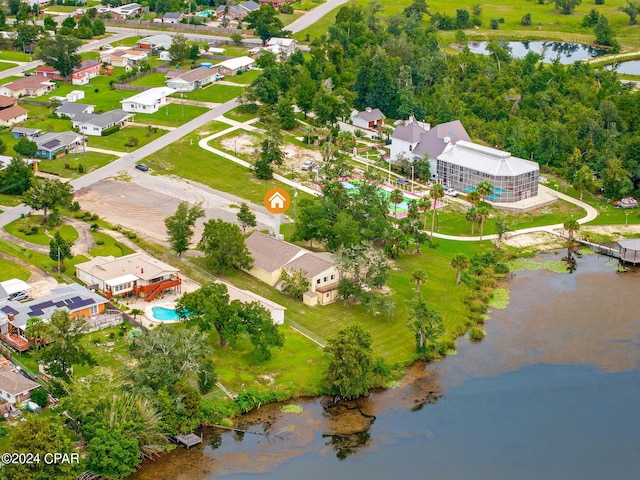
[268,192,286,209]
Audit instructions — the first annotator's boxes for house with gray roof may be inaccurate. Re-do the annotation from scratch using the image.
[389,116,430,162]
[436,140,539,203]
[165,67,220,92]
[55,102,95,119]
[0,283,109,351]
[244,232,340,306]
[35,131,84,159]
[411,120,471,179]
[0,366,40,404]
[71,109,133,136]
[161,11,186,23]
[11,127,42,140]
[351,107,385,130]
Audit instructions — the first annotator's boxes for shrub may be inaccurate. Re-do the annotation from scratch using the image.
[0,425,8,438]
[96,240,105,245]
[490,18,499,29]
[127,232,137,239]
[468,327,487,341]
[101,124,120,136]
[595,0,604,4]
[69,201,81,212]
[521,13,532,26]
[30,388,48,407]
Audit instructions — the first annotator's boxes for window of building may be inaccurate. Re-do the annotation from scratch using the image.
[90,305,98,315]
[330,274,335,280]
[316,279,321,285]
[323,276,328,282]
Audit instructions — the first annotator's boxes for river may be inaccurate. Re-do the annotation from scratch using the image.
[130,251,640,480]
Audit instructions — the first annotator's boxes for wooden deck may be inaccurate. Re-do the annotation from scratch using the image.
[577,239,640,265]
[174,433,201,448]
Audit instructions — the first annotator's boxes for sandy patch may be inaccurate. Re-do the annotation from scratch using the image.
[503,231,565,249]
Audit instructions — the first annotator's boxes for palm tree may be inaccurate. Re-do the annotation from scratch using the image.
[476,204,490,241]
[407,199,420,221]
[494,216,511,249]
[25,316,48,350]
[450,253,470,285]
[476,180,494,203]
[130,308,144,320]
[303,124,314,145]
[563,218,580,242]
[467,190,481,206]
[429,184,445,238]
[466,206,478,235]
[411,268,428,292]
[389,189,404,217]
[418,196,431,230]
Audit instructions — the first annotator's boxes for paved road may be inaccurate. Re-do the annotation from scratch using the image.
[287,0,351,34]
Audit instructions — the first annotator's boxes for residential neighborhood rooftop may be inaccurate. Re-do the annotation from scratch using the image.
[75,253,178,283]
[245,232,302,274]
[0,366,39,396]
[120,87,176,106]
[437,140,539,177]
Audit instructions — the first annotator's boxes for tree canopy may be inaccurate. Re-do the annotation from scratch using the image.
[164,201,205,256]
[198,219,253,273]
[35,34,82,78]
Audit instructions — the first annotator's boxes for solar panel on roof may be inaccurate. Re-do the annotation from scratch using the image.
[42,140,60,149]
[1,306,19,315]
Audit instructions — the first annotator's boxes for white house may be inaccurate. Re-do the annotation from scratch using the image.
[0,366,40,404]
[120,87,176,114]
[165,68,219,92]
[264,37,297,59]
[100,48,148,69]
[159,12,186,23]
[71,109,133,136]
[213,56,255,76]
[0,95,27,127]
[351,107,385,130]
[389,116,430,162]
[55,103,95,119]
[137,34,173,51]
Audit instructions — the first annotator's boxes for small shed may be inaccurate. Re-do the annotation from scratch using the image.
[618,238,640,264]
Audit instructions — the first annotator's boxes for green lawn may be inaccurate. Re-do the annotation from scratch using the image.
[222,69,261,84]
[4,216,79,246]
[0,61,17,72]
[0,258,31,282]
[132,103,208,127]
[90,231,135,257]
[279,12,304,26]
[0,193,22,208]
[38,152,117,179]
[0,50,32,62]
[223,107,258,123]
[218,45,252,57]
[177,84,245,103]
[74,325,132,377]
[295,0,640,49]
[128,72,167,87]
[86,125,167,152]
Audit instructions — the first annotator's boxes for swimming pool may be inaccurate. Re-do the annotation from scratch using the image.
[464,186,510,201]
[151,306,181,321]
[196,10,213,16]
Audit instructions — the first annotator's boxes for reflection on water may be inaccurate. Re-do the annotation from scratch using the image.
[607,59,640,75]
[129,252,640,480]
[466,41,608,64]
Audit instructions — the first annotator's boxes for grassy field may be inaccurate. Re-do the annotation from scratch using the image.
[0,61,17,72]
[223,107,258,123]
[221,69,261,84]
[85,125,167,152]
[0,258,31,282]
[128,72,167,87]
[294,0,640,50]
[0,194,21,208]
[178,84,245,103]
[89,231,136,257]
[131,103,208,126]
[38,152,118,179]
[0,50,32,62]
[151,122,301,206]
[4,216,79,246]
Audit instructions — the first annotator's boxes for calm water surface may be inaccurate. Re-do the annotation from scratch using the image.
[130,252,640,480]
[467,41,607,64]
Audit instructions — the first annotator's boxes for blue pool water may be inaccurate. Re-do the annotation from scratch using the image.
[197,10,213,16]
[464,186,509,200]
[151,306,180,321]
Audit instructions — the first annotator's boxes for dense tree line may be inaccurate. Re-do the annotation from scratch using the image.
[245,1,640,200]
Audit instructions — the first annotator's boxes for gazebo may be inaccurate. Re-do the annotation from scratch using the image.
[617,238,640,265]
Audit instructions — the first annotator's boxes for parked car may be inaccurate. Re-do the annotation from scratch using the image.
[9,291,29,302]
[312,165,323,174]
[301,160,315,171]
[135,163,149,172]
[444,187,458,197]
[103,43,113,50]
[396,177,409,186]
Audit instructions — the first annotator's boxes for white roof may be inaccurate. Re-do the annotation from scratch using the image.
[215,56,255,71]
[437,140,539,177]
[0,279,31,295]
[121,87,176,106]
[105,273,139,287]
[75,253,178,282]
[266,38,295,47]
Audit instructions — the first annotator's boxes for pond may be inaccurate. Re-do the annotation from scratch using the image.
[129,251,640,479]
[466,41,608,64]
[607,59,640,75]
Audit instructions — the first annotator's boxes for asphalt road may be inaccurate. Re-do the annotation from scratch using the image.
[286,0,351,34]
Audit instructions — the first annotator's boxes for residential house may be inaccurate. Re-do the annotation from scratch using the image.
[411,120,470,177]
[0,283,109,352]
[120,87,176,114]
[55,102,95,119]
[0,95,28,127]
[213,56,255,76]
[436,140,539,203]
[0,366,40,404]
[75,252,182,302]
[11,127,42,140]
[0,75,55,99]
[0,279,32,302]
[137,34,173,51]
[100,48,148,70]
[215,1,259,20]
[259,0,292,6]
[389,116,430,162]
[351,107,385,130]
[245,232,340,306]
[71,60,102,86]
[35,131,84,159]
[165,67,219,92]
[159,11,186,23]
[24,0,50,7]
[71,109,133,136]
[35,65,64,80]
[106,2,142,19]
[264,37,297,59]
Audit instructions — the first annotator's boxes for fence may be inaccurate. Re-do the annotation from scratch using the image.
[105,19,246,36]
[111,62,171,91]
[285,319,326,347]
[18,98,58,107]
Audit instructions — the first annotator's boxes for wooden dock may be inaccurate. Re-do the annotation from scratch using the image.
[577,238,640,265]
[174,433,202,448]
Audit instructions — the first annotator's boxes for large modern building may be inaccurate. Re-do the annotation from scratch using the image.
[436,140,539,203]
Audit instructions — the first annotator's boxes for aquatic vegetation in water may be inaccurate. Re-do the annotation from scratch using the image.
[467,327,487,341]
[542,260,570,273]
[280,404,303,414]
[578,247,595,255]
[489,288,509,309]
[507,258,542,271]
[385,381,401,389]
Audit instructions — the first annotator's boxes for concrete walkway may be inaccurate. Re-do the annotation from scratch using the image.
[85,146,127,157]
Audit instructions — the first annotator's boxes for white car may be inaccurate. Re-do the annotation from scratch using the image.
[301,161,315,171]
[445,187,458,197]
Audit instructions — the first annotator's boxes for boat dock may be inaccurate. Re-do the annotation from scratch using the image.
[577,238,640,265]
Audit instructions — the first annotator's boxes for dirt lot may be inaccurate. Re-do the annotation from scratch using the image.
[220,132,322,172]
[75,169,275,245]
